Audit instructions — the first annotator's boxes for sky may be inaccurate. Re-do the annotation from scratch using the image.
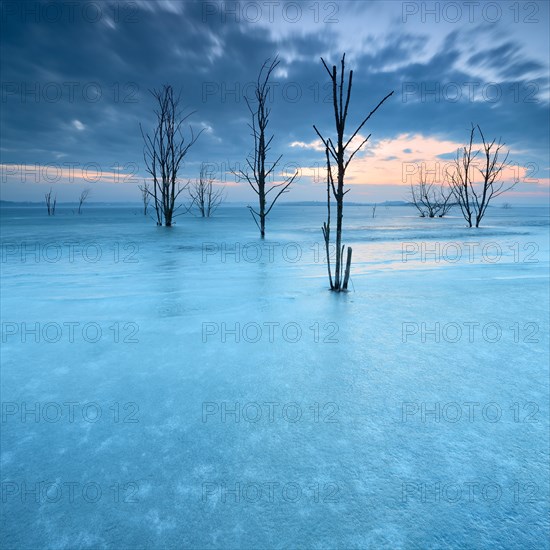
[1,0,549,204]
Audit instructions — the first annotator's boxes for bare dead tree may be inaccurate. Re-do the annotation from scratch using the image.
[372,203,377,218]
[409,181,426,217]
[140,85,202,226]
[437,184,454,217]
[233,56,297,238]
[449,125,514,227]
[45,188,57,215]
[187,164,225,217]
[78,188,90,214]
[314,53,393,291]
[448,126,477,227]
[472,126,514,226]
[409,165,453,218]
[322,148,333,289]
[410,168,454,218]
[138,181,150,216]
[419,166,439,217]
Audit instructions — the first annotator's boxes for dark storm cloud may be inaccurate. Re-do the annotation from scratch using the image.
[1,0,548,201]
[468,41,545,79]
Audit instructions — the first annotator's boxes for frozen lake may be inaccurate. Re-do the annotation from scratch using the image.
[1,204,549,549]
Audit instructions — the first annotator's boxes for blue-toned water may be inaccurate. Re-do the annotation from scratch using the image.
[1,204,549,549]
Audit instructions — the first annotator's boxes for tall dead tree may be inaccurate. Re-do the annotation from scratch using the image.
[138,181,150,216]
[140,85,202,226]
[314,54,393,291]
[45,188,56,215]
[234,56,297,238]
[78,188,90,214]
[449,125,515,227]
[448,126,477,227]
[322,148,333,289]
[187,164,225,217]
[472,126,514,226]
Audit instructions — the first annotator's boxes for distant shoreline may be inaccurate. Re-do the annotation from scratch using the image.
[0,200,409,207]
[1,200,540,208]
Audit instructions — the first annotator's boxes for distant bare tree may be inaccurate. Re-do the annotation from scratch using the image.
[45,188,56,215]
[78,188,90,214]
[409,166,453,218]
[140,85,202,226]
[371,203,377,218]
[437,184,454,217]
[409,170,428,218]
[314,53,393,291]
[187,164,225,217]
[449,125,515,227]
[138,181,150,216]
[233,56,297,238]
[416,166,438,217]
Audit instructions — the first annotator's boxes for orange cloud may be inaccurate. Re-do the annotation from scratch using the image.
[293,134,549,189]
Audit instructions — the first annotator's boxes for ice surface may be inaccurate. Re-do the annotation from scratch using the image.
[1,204,549,549]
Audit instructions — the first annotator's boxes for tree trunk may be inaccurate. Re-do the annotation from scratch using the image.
[313,54,393,292]
[342,247,352,290]
[334,190,343,289]
[259,190,266,238]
